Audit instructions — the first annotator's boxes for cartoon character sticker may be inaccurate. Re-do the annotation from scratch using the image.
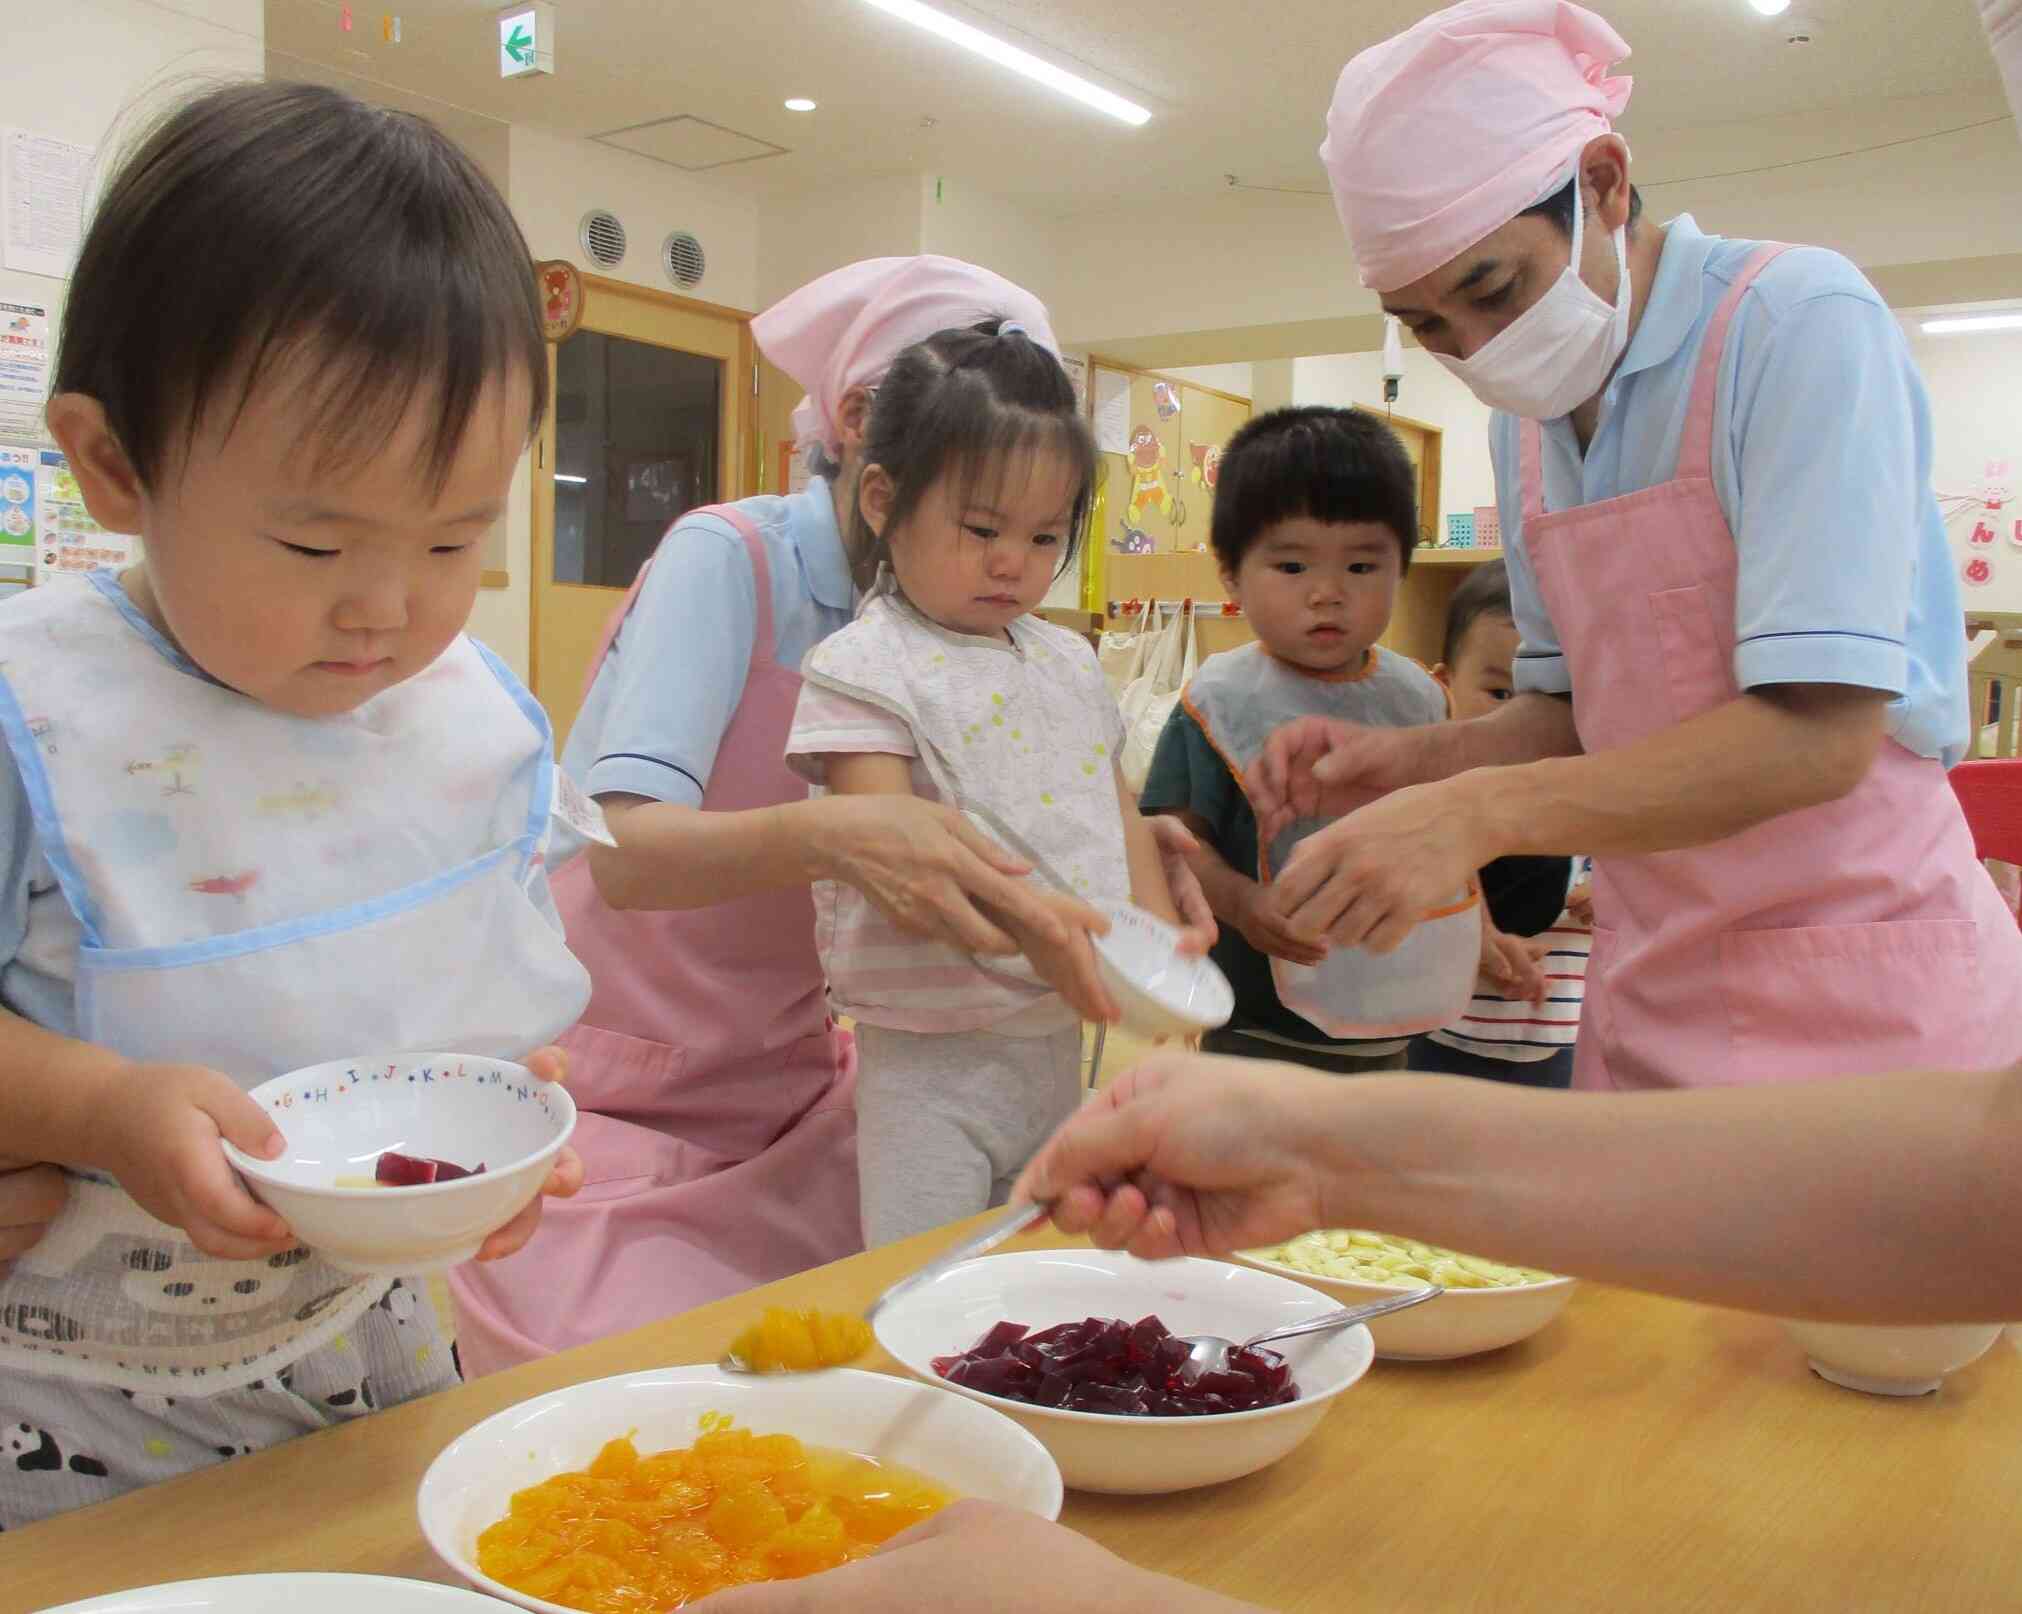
[1152,380,1181,421]
[1125,426,1185,531]
[1187,441,1222,491]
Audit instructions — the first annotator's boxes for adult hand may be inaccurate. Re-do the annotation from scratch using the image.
[474,1045,583,1262]
[1234,880,1327,968]
[1143,815,1218,954]
[1267,780,1492,954]
[1245,718,1422,844]
[0,1157,66,1278]
[1016,1051,1340,1261]
[985,891,1119,1025]
[825,795,1085,959]
[698,1500,1256,1614]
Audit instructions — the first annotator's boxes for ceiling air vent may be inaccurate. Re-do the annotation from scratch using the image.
[663,230,706,289]
[578,209,626,268]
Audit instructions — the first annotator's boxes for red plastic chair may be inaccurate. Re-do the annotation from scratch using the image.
[1951,762,2022,908]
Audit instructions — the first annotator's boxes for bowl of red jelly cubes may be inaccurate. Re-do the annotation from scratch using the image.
[222,1052,575,1277]
[873,1249,1374,1493]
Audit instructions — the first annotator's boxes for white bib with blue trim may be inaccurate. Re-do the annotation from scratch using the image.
[0,573,589,1392]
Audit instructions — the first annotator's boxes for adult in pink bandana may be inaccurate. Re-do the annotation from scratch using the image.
[451,259,1210,1374]
[1249,0,2022,1095]
[756,254,1058,463]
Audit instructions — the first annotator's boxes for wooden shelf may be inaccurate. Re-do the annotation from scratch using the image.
[1413,547,1504,566]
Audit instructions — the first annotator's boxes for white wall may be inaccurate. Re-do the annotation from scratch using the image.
[469,125,766,676]
[0,0,262,382]
[755,176,924,312]
[511,125,760,313]
[1160,363,1252,397]
[1905,320,2022,613]
[1293,351,1497,535]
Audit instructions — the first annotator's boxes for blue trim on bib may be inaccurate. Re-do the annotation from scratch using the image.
[469,637,554,872]
[0,665,106,948]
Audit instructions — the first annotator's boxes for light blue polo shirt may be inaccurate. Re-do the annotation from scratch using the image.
[1494,214,1967,767]
[568,479,858,806]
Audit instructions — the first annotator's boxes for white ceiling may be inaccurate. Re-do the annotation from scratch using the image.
[265,0,2011,212]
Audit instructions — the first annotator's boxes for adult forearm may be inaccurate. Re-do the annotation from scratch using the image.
[1459,686,1884,861]
[590,798,826,911]
[1320,1065,2022,1322]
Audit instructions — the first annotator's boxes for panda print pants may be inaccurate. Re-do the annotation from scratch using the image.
[0,1277,457,1530]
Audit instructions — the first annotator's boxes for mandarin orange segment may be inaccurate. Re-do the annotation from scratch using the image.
[474,1422,954,1612]
[724,1307,874,1373]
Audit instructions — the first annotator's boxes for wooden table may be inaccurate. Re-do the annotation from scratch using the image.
[6,1225,2019,1613]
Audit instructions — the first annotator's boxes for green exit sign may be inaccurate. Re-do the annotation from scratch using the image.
[498,3,554,77]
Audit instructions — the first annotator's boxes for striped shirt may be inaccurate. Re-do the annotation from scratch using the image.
[1426,916,1590,1062]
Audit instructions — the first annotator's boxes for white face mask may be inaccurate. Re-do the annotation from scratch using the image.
[1434,195,1632,420]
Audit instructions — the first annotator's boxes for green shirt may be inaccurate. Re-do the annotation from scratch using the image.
[1140,703,1401,1052]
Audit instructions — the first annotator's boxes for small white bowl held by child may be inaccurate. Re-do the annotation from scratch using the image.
[223,1054,577,1276]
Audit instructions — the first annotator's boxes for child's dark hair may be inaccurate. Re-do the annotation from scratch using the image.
[1211,406,1418,575]
[55,81,547,488]
[1441,556,1514,668]
[852,321,1094,579]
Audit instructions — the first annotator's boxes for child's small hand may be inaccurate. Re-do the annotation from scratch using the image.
[987,890,1120,1024]
[476,1044,583,1262]
[1477,928,1548,1006]
[1566,879,1595,927]
[1235,881,1328,968]
[98,1063,296,1260]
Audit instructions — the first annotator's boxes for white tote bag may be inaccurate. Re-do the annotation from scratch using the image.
[1118,603,1198,794]
[1098,606,1153,697]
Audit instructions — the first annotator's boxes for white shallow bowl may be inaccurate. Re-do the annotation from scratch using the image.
[1091,901,1234,1037]
[221,1052,575,1277]
[41,1574,510,1612]
[1782,1320,2004,1397]
[1233,1247,1577,1361]
[418,1365,1062,1614]
[874,1248,1372,1494]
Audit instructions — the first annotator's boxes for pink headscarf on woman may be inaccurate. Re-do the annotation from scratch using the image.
[752,255,1058,461]
[1319,0,1633,294]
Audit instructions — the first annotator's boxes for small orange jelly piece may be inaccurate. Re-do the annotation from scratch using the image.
[724,1307,874,1373]
[474,1421,952,1611]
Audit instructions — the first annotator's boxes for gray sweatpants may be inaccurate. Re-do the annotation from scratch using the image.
[853,1023,1083,1248]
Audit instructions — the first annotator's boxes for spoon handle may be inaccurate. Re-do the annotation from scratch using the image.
[864,1201,1051,1326]
[1242,1285,1444,1350]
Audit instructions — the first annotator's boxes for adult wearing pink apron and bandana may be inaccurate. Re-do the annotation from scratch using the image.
[1250,0,2022,1092]
[451,259,1209,1375]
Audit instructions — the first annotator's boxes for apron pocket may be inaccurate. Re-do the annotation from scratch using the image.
[557,1020,689,1116]
[1649,585,1730,733]
[1718,920,1981,1080]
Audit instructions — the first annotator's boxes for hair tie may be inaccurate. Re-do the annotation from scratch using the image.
[999,320,1028,338]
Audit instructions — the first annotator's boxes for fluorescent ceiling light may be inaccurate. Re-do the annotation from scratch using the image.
[859,0,1151,126]
[1749,0,1791,15]
[553,472,588,484]
[1920,314,2022,335]
[784,97,817,112]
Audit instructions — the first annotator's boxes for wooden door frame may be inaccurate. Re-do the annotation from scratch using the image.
[528,270,755,705]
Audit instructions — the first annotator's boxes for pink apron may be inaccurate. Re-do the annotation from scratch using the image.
[1520,244,2022,1091]
[448,507,862,1375]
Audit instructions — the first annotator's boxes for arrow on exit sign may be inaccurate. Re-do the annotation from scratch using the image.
[498,3,553,77]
